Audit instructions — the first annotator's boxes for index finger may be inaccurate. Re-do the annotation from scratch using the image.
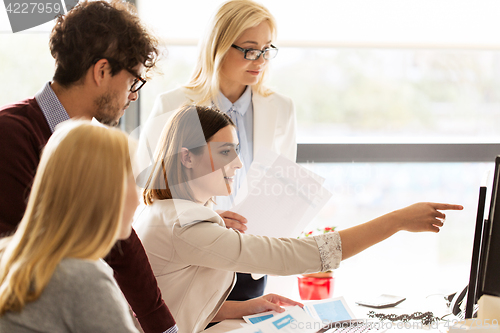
[274,295,304,308]
[430,203,464,211]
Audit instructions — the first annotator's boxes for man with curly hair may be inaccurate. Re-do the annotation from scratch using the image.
[0,1,177,332]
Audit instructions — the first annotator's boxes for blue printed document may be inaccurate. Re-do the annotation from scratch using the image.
[243,310,282,325]
[230,306,323,333]
[303,297,355,323]
[242,296,354,326]
[235,297,355,333]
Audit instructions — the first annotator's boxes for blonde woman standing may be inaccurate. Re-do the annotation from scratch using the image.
[139,0,294,301]
[0,121,141,333]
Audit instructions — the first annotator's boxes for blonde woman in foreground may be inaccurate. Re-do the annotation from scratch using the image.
[0,121,141,333]
[134,105,463,333]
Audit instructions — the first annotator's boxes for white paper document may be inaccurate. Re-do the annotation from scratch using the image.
[243,310,282,325]
[235,297,356,333]
[303,297,355,323]
[231,149,332,238]
[230,306,323,333]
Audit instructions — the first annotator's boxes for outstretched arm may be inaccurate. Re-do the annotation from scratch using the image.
[338,202,463,260]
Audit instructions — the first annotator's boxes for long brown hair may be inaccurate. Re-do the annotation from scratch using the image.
[143,105,234,205]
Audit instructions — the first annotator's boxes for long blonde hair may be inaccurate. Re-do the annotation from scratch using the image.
[0,120,132,315]
[184,0,278,104]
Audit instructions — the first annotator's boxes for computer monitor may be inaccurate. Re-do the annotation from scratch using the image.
[464,186,487,318]
[480,156,500,298]
[465,155,500,318]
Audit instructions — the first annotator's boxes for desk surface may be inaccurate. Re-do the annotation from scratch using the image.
[203,275,455,333]
[204,299,452,333]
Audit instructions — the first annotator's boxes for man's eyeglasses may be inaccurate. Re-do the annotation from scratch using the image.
[126,69,146,93]
[93,57,147,93]
[231,44,278,61]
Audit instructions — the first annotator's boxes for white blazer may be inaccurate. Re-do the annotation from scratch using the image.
[137,86,297,165]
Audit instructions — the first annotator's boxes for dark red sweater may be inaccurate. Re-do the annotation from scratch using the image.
[0,98,176,333]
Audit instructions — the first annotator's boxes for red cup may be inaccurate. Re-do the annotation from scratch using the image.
[297,275,334,300]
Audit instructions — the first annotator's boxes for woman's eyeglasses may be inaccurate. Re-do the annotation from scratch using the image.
[231,44,278,61]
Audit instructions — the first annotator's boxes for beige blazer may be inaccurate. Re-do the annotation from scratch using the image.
[134,199,341,333]
[137,87,297,165]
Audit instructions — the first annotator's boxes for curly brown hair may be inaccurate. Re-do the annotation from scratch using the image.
[49,0,159,87]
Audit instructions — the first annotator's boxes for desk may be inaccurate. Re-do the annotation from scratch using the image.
[204,275,456,333]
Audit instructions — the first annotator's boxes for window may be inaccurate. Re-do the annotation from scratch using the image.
[271,48,500,143]
[0,32,53,106]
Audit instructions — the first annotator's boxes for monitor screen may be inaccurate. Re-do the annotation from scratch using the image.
[465,186,487,318]
[464,155,500,318]
[481,156,500,297]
